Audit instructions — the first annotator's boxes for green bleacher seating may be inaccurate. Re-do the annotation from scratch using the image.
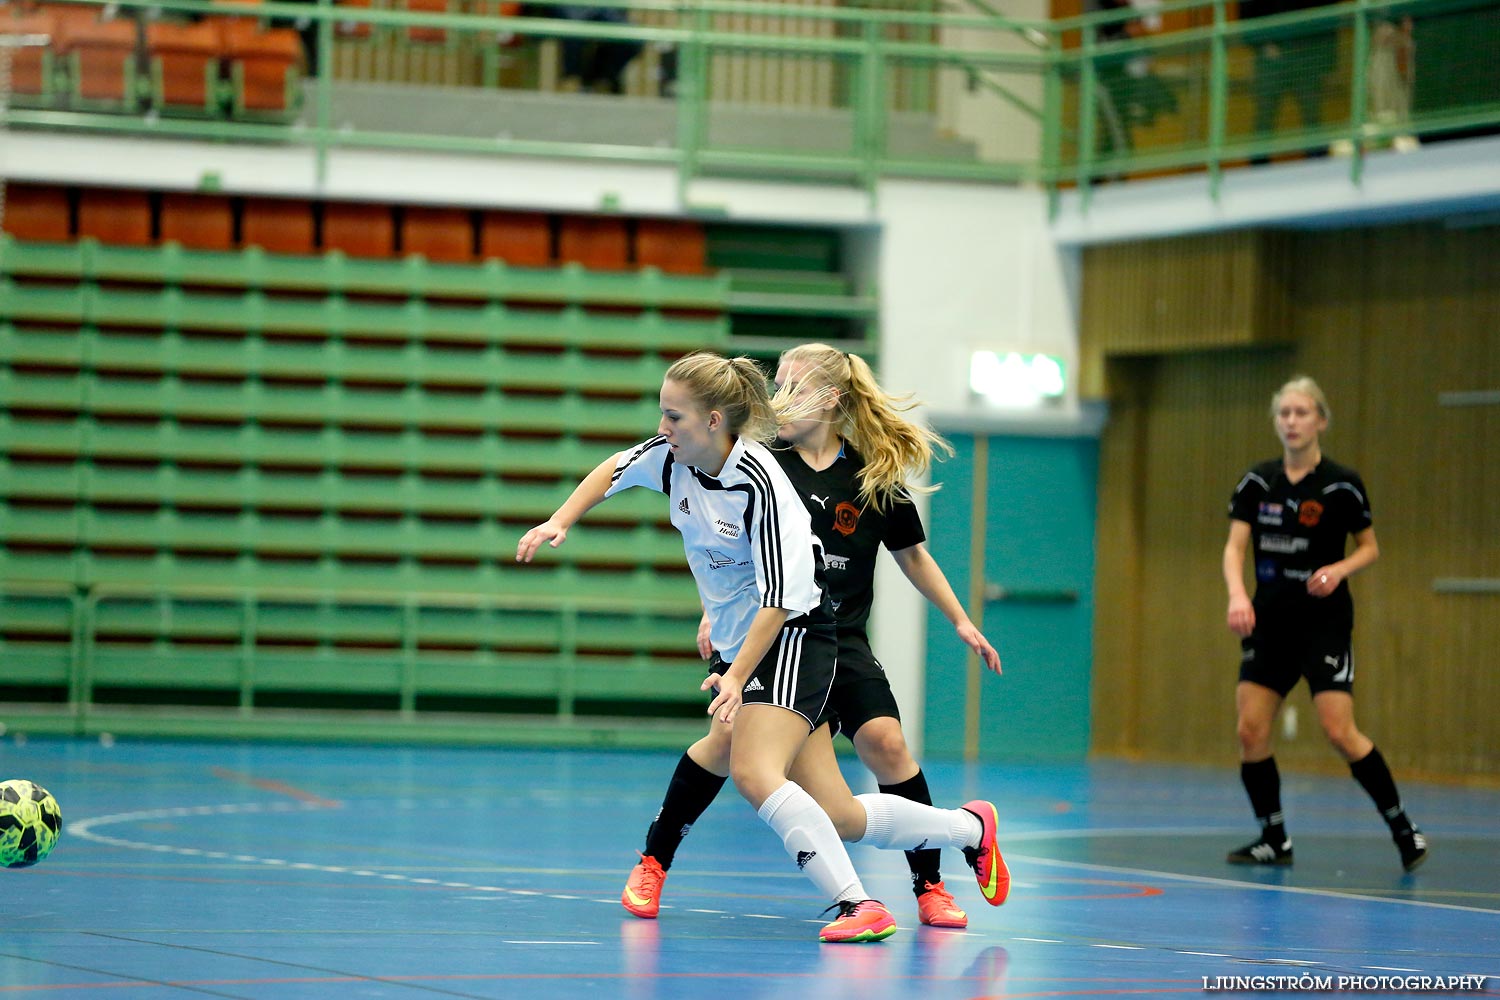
[1,209,727,742]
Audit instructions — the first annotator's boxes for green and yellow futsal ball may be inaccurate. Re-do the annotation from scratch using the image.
[0,779,62,868]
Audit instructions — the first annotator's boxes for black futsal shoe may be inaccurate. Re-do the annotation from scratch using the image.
[1226,837,1294,866]
[1395,827,1429,873]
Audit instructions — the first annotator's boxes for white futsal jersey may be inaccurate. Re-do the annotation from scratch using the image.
[606,435,828,663]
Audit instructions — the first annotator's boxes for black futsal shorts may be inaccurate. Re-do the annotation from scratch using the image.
[707,613,838,730]
[1239,621,1355,697]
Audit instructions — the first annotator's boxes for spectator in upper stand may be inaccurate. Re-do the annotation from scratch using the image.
[1240,0,1340,163]
[274,0,321,77]
[1088,0,1175,168]
[531,3,643,94]
[1364,15,1418,152]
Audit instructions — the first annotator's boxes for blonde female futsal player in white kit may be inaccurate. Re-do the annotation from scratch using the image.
[516,352,1006,942]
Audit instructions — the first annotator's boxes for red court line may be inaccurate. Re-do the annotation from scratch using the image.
[1029,876,1165,900]
[207,767,342,808]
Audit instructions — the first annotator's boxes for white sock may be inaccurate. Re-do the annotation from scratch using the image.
[758,781,865,904]
[855,793,983,851]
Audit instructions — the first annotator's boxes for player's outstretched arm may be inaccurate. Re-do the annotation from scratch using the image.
[516,453,622,563]
[891,543,1001,674]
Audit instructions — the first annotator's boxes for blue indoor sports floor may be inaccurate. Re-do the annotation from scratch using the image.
[2,736,1497,999]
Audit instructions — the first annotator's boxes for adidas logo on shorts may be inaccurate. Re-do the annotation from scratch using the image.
[744,678,765,693]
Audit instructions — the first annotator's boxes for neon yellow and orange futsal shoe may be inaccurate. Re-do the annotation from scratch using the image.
[916,880,968,928]
[819,899,898,943]
[621,853,666,919]
[961,799,1010,906]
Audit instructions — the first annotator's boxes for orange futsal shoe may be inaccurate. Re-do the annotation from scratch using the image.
[621,853,666,919]
[916,881,968,928]
[961,799,1010,906]
[819,899,897,943]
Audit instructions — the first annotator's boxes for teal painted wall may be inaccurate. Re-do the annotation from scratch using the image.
[923,434,1098,761]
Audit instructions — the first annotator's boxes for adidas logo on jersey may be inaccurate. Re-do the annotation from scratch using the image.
[796,850,817,870]
[678,498,690,514]
[744,678,765,693]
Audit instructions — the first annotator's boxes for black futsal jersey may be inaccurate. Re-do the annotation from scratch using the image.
[1228,456,1372,633]
[771,444,926,632]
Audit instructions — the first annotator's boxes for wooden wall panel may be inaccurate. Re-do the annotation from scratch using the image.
[1088,222,1500,779]
[1089,357,1148,755]
[1079,230,1293,397]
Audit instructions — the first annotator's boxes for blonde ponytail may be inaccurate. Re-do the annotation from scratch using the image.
[664,351,778,443]
[772,344,952,513]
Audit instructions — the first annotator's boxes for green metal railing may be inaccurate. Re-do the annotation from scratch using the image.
[0,580,711,745]
[3,0,1499,206]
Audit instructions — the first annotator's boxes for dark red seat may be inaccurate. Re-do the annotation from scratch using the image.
[242,197,316,255]
[160,193,234,251]
[323,202,396,258]
[146,19,223,112]
[77,188,152,246]
[48,5,138,105]
[404,207,475,263]
[558,215,628,271]
[480,211,552,267]
[2,184,71,242]
[636,219,707,275]
[218,16,303,114]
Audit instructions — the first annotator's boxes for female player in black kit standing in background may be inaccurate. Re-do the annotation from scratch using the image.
[621,344,1004,927]
[1223,375,1426,872]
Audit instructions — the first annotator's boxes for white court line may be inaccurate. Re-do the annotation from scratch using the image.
[67,800,1497,942]
[1008,852,1500,916]
[1002,826,1248,841]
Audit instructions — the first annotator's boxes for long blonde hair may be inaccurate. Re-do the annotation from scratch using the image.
[772,343,952,513]
[664,351,778,443]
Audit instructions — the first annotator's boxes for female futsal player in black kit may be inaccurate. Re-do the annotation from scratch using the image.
[1223,376,1427,872]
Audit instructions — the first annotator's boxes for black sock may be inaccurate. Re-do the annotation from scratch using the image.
[642,753,727,871]
[1241,757,1288,845]
[880,770,943,894]
[1349,745,1413,836]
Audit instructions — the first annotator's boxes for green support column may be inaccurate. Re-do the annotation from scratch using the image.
[675,4,709,205]
[239,594,257,715]
[1043,34,1064,215]
[856,18,884,194]
[400,598,419,717]
[315,0,334,188]
[1076,28,1098,211]
[1208,0,1229,200]
[1349,0,1372,185]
